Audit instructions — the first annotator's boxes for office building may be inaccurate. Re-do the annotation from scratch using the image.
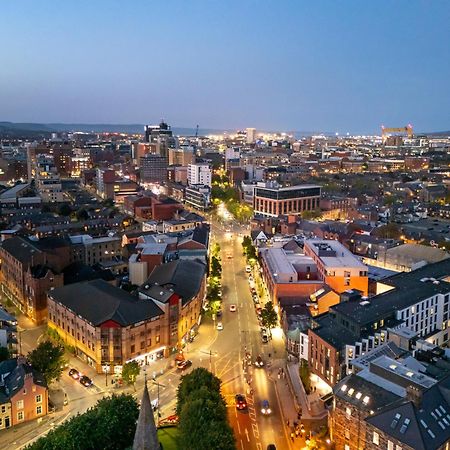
[168,147,195,166]
[246,128,256,144]
[144,121,176,158]
[35,155,64,202]
[185,185,211,210]
[140,154,168,183]
[253,182,321,217]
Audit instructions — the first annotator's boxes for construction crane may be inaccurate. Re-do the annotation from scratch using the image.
[381,124,413,143]
[195,124,199,138]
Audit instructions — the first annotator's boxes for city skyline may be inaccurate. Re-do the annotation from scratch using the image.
[1,0,449,133]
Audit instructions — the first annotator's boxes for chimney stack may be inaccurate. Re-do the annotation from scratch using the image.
[406,385,423,409]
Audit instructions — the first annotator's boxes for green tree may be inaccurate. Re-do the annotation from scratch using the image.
[57,203,72,216]
[210,256,222,278]
[27,394,139,450]
[0,346,10,362]
[261,301,278,331]
[121,361,140,389]
[178,389,235,450]
[76,208,89,221]
[299,359,311,394]
[27,341,65,385]
[176,367,221,415]
[301,209,323,220]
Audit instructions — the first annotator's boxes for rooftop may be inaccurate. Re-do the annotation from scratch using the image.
[49,279,164,326]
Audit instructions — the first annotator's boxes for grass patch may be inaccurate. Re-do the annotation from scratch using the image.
[158,426,179,450]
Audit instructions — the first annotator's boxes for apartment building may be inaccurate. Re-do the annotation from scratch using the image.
[308,260,450,388]
[187,163,212,187]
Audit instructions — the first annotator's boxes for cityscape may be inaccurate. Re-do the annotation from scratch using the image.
[1,1,450,450]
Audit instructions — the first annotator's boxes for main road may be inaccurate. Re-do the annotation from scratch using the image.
[211,217,291,450]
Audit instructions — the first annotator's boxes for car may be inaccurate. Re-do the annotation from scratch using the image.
[248,276,254,282]
[217,322,223,331]
[235,394,248,410]
[177,360,192,371]
[261,333,269,343]
[229,304,237,312]
[261,400,271,415]
[267,445,277,450]
[79,375,93,387]
[255,355,264,367]
[68,368,80,380]
[246,265,252,273]
[227,253,233,259]
[216,309,223,317]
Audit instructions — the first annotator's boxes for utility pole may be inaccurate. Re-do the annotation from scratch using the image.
[152,379,165,423]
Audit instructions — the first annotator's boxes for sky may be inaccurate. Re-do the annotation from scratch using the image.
[1,0,449,133]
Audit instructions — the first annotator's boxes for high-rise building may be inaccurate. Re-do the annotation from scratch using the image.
[246,127,256,144]
[143,120,176,158]
[168,147,195,166]
[140,154,168,183]
[187,163,212,187]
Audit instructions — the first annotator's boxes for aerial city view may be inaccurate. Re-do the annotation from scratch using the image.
[0,1,449,449]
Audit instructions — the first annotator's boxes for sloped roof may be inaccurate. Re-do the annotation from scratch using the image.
[144,259,206,306]
[49,279,164,326]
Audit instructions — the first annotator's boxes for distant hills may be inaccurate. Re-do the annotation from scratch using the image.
[0,121,448,139]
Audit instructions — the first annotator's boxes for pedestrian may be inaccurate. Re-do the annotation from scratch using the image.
[297,411,302,420]
[293,421,298,429]
[295,429,299,438]
[286,419,290,427]
[290,432,295,442]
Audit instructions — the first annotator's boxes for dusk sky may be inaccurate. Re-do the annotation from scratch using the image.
[1,0,449,133]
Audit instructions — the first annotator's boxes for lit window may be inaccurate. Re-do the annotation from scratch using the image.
[372,431,379,445]
[388,440,394,450]
[348,388,355,396]
[16,400,24,410]
[363,396,370,404]
[341,384,348,392]
[346,407,352,418]
[356,392,362,400]
[17,411,24,421]
[406,371,414,377]
[389,364,397,370]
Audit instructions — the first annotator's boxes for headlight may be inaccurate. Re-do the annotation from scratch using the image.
[267,408,271,414]
[261,408,266,413]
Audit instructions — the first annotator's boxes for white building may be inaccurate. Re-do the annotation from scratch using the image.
[35,155,64,202]
[246,128,256,144]
[187,163,212,187]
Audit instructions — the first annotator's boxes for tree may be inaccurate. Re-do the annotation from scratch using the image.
[301,209,323,221]
[27,394,139,450]
[57,203,72,216]
[299,359,311,394]
[261,301,278,330]
[76,208,89,221]
[210,256,222,278]
[0,346,10,362]
[176,368,235,450]
[27,340,65,385]
[122,361,140,389]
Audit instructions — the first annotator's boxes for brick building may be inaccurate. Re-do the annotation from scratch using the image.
[0,359,48,429]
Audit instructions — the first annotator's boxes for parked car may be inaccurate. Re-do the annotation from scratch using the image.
[79,375,93,387]
[235,394,248,410]
[217,322,223,331]
[246,265,252,273]
[68,368,80,380]
[177,360,192,371]
[229,304,237,312]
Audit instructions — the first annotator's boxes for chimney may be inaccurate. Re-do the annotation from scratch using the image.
[406,385,423,409]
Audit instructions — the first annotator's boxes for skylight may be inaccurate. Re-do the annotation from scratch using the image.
[391,413,402,429]
[341,384,348,392]
[399,418,411,434]
[363,396,370,404]
[356,392,362,400]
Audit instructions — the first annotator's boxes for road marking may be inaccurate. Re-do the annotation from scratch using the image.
[245,428,250,442]
[240,440,245,450]
[256,443,262,450]
[237,419,241,434]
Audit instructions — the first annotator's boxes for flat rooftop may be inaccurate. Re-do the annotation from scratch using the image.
[305,239,367,269]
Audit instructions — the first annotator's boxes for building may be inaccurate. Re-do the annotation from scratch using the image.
[0,309,18,357]
[48,259,206,373]
[96,168,115,198]
[168,147,195,166]
[308,260,450,388]
[253,182,321,217]
[35,155,64,202]
[143,121,176,158]
[69,235,122,266]
[185,185,211,210]
[48,279,167,373]
[0,236,69,323]
[140,154,168,183]
[0,358,48,429]
[246,128,256,144]
[187,163,212,187]
[304,239,369,296]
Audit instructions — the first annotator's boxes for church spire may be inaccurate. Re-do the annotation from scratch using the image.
[133,374,160,450]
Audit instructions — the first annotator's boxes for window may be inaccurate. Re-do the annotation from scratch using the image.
[345,445,350,450]
[388,441,394,450]
[395,446,402,450]
[1,405,6,413]
[345,430,350,439]
[16,400,24,410]
[36,405,42,415]
[346,407,352,418]
[373,431,379,445]
[17,411,24,421]
[36,394,42,403]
